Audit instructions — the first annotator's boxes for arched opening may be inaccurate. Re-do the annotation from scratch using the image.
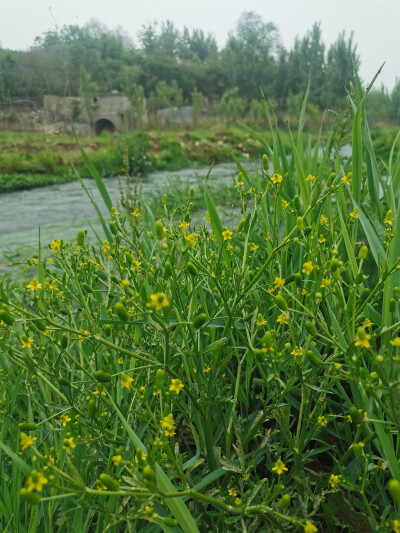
[95,118,116,135]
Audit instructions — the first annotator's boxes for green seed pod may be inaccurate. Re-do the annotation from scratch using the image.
[77,230,85,246]
[124,252,133,265]
[304,225,312,236]
[330,259,340,272]
[293,195,301,211]
[0,308,15,325]
[99,473,120,491]
[164,518,179,526]
[57,376,70,387]
[294,273,303,288]
[110,275,119,284]
[87,399,96,418]
[253,348,265,360]
[60,333,68,350]
[306,350,322,366]
[162,194,167,205]
[155,220,165,240]
[18,423,37,431]
[20,488,40,504]
[189,187,195,198]
[305,321,317,336]
[193,313,207,329]
[348,407,364,425]
[394,287,400,300]
[262,154,269,172]
[142,465,155,481]
[352,443,363,458]
[186,262,198,277]
[262,331,273,348]
[358,246,368,260]
[114,302,129,321]
[237,218,246,232]
[164,261,173,278]
[82,283,93,293]
[359,288,370,303]
[275,294,287,311]
[278,494,290,508]
[103,324,111,336]
[296,217,304,231]
[389,298,396,313]
[155,369,164,389]
[357,326,367,340]
[109,221,118,235]
[388,479,400,505]
[326,172,336,187]
[266,181,272,192]
[94,370,112,383]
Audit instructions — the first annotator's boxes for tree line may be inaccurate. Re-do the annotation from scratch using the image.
[0,12,399,122]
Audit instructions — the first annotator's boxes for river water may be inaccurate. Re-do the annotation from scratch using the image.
[0,161,254,267]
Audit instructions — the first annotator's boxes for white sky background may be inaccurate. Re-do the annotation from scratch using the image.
[0,0,399,90]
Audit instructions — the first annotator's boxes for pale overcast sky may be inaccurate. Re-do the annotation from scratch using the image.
[0,0,398,90]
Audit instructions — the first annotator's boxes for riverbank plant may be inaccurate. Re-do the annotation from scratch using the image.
[1,84,400,532]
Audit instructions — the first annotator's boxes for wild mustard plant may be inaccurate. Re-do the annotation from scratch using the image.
[1,89,400,532]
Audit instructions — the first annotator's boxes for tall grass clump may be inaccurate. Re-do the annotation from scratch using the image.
[1,82,400,533]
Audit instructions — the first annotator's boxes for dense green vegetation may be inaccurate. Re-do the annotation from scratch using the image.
[3,12,399,119]
[1,84,400,532]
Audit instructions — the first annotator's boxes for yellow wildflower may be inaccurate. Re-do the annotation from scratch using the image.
[249,243,259,251]
[274,277,285,289]
[169,379,184,394]
[131,208,141,217]
[319,215,328,225]
[272,459,288,475]
[160,413,175,437]
[111,207,120,216]
[60,415,71,427]
[271,173,283,184]
[62,437,76,453]
[150,292,169,311]
[185,233,197,246]
[317,416,327,427]
[27,471,48,492]
[20,433,37,451]
[355,334,371,349]
[203,365,211,373]
[21,337,34,348]
[350,208,358,219]
[390,337,400,347]
[222,229,233,241]
[363,319,373,328]
[93,383,106,396]
[178,221,189,230]
[228,488,237,497]
[342,174,352,185]
[320,278,331,288]
[304,520,318,533]
[277,313,288,325]
[121,372,134,388]
[26,279,42,291]
[243,473,250,481]
[329,474,340,488]
[256,315,267,326]
[306,174,315,181]
[50,240,61,251]
[144,505,158,523]
[281,200,290,209]
[393,519,400,533]
[112,455,123,466]
[302,261,314,275]
[131,260,141,271]
[318,234,326,243]
[291,346,302,357]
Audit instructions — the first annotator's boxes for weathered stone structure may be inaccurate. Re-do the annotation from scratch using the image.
[0,93,146,135]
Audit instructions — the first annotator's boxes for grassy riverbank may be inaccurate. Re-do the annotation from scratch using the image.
[0,127,271,192]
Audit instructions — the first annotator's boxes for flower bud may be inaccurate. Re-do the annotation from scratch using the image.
[142,465,155,481]
[358,246,368,260]
[189,187,195,198]
[155,369,164,390]
[306,350,322,366]
[389,298,396,313]
[326,172,336,187]
[77,230,85,247]
[262,331,273,348]
[330,259,340,272]
[103,324,111,336]
[109,221,118,235]
[164,518,179,526]
[305,321,317,336]
[87,399,96,418]
[164,261,173,278]
[237,218,246,232]
[352,443,363,458]
[94,370,112,383]
[186,262,198,276]
[155,221,165,240]
[18,423,37,431]
[193,313,207,329]
[293,195,301,211]
[388,479,400,505]
[275,295,287,311]
[296,217,304,231]
[99,473,120,491]
[114,302,129,321]
[162,194,167,205]
[262,154,269,172]
[278,494,290,508]
[394,287,400,300]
